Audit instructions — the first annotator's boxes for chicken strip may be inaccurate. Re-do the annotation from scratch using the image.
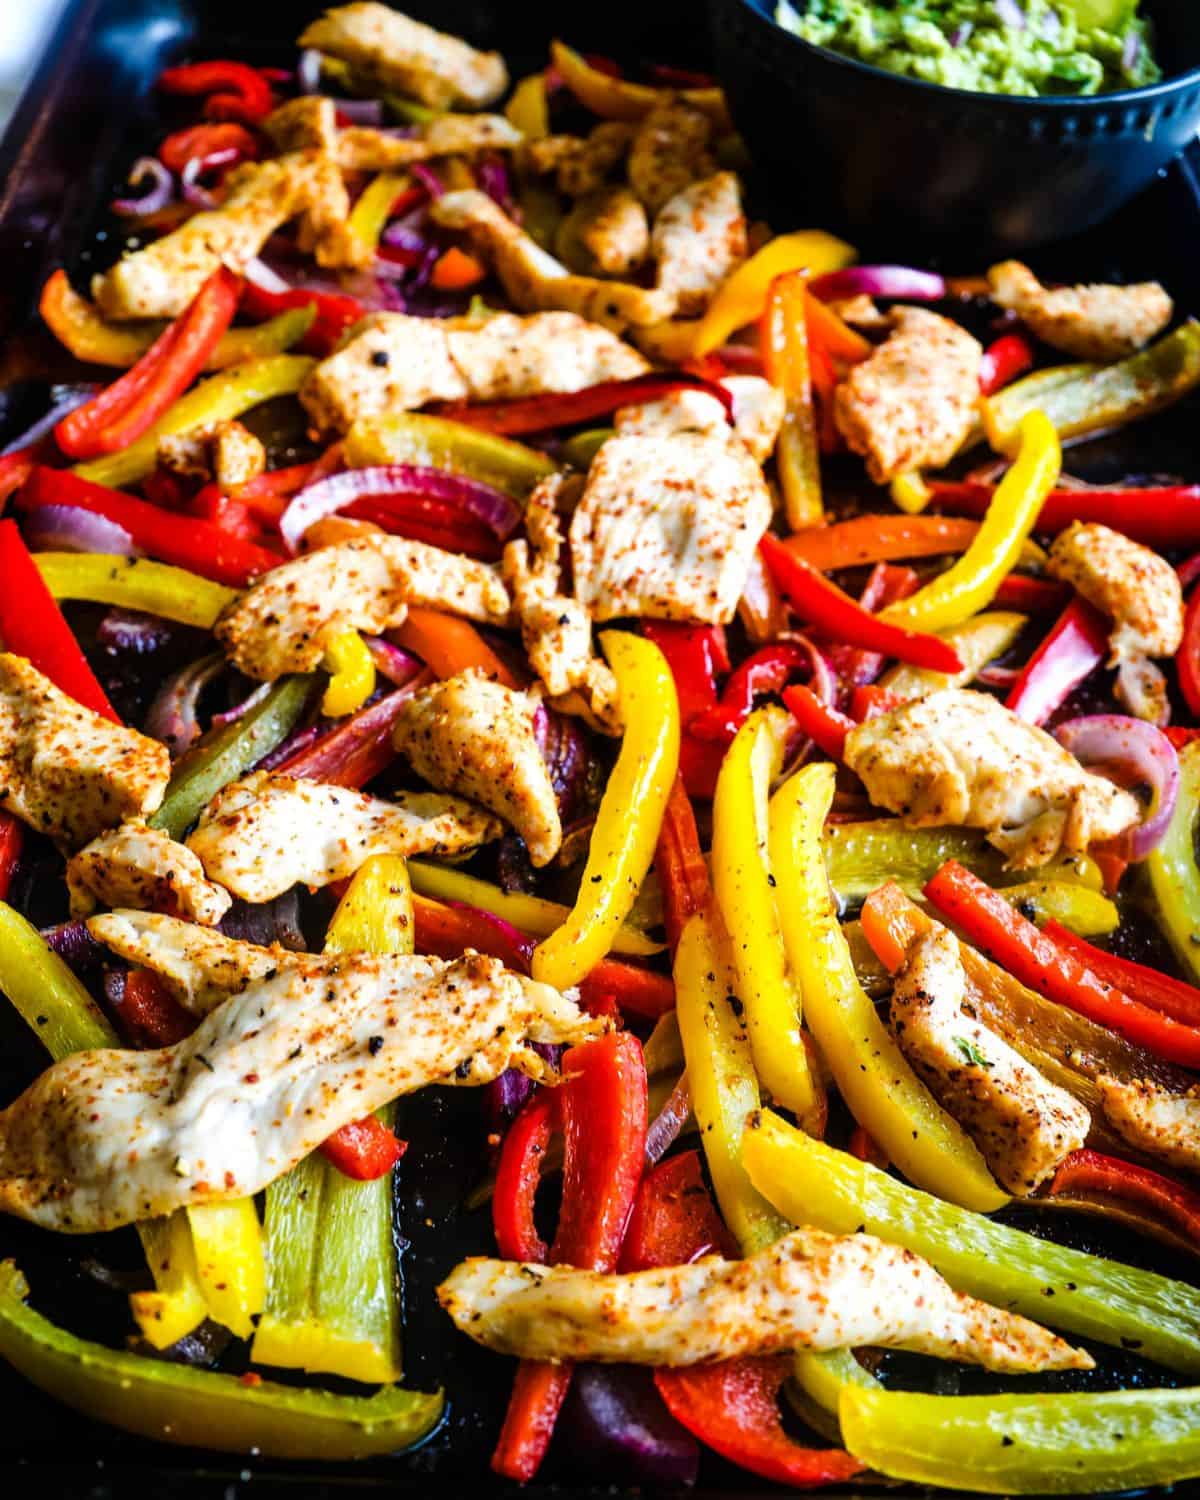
[1047,521,1184,724]
[0,653,169,849]
[651,172,746,317]
[834,307,982,483]
[988,261,1173,362]
[158,420,266,492]
[890,929,1089,1195]
[214,536,510,680]
[337,115,521,171]
[555,187,650,278]
[438,1227,1090,1373]
[0,949,601,1231]
[502,475,621,734]
[300,310,647,433]
[1097,1076,1200,1174]
[186,771,498,902]
[298,3,508,109]
[67,821,231,926]
[524,122,634,198]
[843,689,1140,870]
[614,376,784,463]
[626,99,715,216]
[393,672,561,866]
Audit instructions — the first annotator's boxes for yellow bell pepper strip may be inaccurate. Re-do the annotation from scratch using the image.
[0,1260,442,1459]
[186,1200,265,1340]
[347,172,413,258]
[879,610,1026,700]
[879,410,1061,635]
[532,631,679,989]
[321,628,377,718]
[318,55,438,126]
[712,707,821,1127]
[767,764,1008,1211]
[761,270,823,529]
[130,1214,209,1350]
[550,40,731,126]
[984,320,1200,454]
[506,72,549,137]
[73,353,316,490]
[1146,739,1200,984]
[839,1384,1200,1495]
[998,879,1118,936]
[406,860,663,957]
[889,469,931,514]
[35,553,237,630]
[343,411,556,498]
[151,675,313,840]
[745,1107,1200,1372]
[254,855,412,1383]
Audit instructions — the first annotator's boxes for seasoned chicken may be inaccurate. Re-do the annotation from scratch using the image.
[834,307,982,483]
[723,376,787,462]
[988,261,1173,362]
[1097,1076,1200,1174]
[299,3,508,109]
[262,96,521,168]
[158,420,266,492]
[438,1227,1090,1372]
[828,293,889,329]
[186,771,499,902]
[430,190,677,331]
[67,821,232,927]
[93,154,353,320]
[525,122,634,198]
[300,310,647,433]
[214,536,510,680]
[570,431,772,625]
[556,187,650,278]
[261,96,340,155]
[614,375,784,463]
[0,948,601,1231]
[502,474,621,734]
[651,172,746,317]
[393,671,561,866]
[890,929,1090,1194]
[1047,521,1184,723]
[843,689,1140,870]
[0,654,169,849]
[627,99,715,216]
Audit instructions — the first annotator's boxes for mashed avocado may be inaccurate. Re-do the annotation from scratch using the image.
[776,0,1160,95]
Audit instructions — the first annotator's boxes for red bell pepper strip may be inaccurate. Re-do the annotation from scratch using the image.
[493,1089,557,1263]
[929,480,1200,549]
[317,1116,406,1182]
[783,682,855,761]
[278,683,424,789]
[849,684,905,722]
[993,573,1071,613]
[0,519,117,720]
[19,468,279,587]
[925,862,1200,1069]
[1047,1148,1200,1246]
[434,374,733,437]
[158,60,275,124]
[1005,596,1108,725]
[1042,921,1200,1028]
[347,496,500,560]
[0,813,22,903]
[619,1150,733,1271]
[158,122,259,174]
[0,451,34,509]
[653,773,712,956]
[239,282,365,359]
[760,534,963,674]
[111,970,195,1048]
[188,487,279,548]
[826,562,920,692]
[1166,726,1200,750]
[979,333,1036,396]
[641,621,729,798]
[783,514,982,573]
[848,1124,890,1170]
[690,642,820,745]
[492,1032,647,1482]
[1178,586,1200,720]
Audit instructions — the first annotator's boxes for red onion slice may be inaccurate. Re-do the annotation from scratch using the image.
[1055,714,1180,860]
[297,47,323,94]
[111,156,174,217]
[809,265,947,303]
[145,653,227,758]
[22,504,135,555]
[334,97,385,125]
[1,384,98,457]
[181,149,240,209]
[411,163,445,200]
[363,636,422,686]
[243,256,293,294]
[645,1070,691,1166]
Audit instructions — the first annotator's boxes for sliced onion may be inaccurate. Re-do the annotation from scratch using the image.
[809,265,947,302]
[96,608,175,655]
[22,504,135,555]
[484,1043,562,1138]
[280,465,522,552]
[1,384,98,457]
[364,636,422,686]
[334,97,385,125]
[559,1365,699,1489]
[535,703,594,818]
[243,256,293,294]
[220,890,305,950]
[42,920,107,975]
[411,163,445,200]
[211,680,272,727]
[181,149,240,209]
[476,154,516,217]
[256,721,320,773]
[1055,715,1180,860]
[778,630,838,706]
[381,218,431,255]
[1116,657,1169,727]
[994,0,1026,28]
[645,1070,691,1165]
[297,47,323,94]
[112,156,174,217]
[145,653,226,758]
[976,661,1021,689]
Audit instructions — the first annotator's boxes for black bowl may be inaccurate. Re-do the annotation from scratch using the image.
[707,0,1200,254]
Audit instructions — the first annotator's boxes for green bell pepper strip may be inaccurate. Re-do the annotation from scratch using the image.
[0,1260,442,1460]
[744,1108,1200,1372]
[150,675,313,840]
[73,353,315,489]
[560,428,614,468]
[343,411,556,499]
[35,553,237,630]
[839,1384,1200,1495]
[1146,739,1200,984]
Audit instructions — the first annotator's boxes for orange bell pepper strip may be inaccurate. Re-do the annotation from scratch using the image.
[783,514,983,572]
[430,246,487,290]
[391,607,516,686]
[805,295,873,365]
[653,773,713,955]
[761,270,822,529]
[158,121,259,174]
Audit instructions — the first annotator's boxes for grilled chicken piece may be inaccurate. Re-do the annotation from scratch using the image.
[393,671,561,866]
[650,172,746,318]
[0,654,169,850]
[570,430,772,625]
[1097,1076,1200,1174]
[834,307,982,483]
[93,154,353,320]
[298,3,508,109]
[214,536,510,680]
[300,310,647,433]
[158,420,266,492]
[987,261,1173,362]
[186,771,498,902]
[1047,521,1184,724]
[556,187,650,278]
[614,376,784,463]
[261,96,340,154]
[524,122,634,198]
[843,689,1140,870]
[0,947,600,1232]
[263,95,521,168]
[502,475,621,734]
[627,99,715,216]
[67,822,231,926]
[430,190,677,331]
[438,1227,1090,1373]
[890,929,1090,1194]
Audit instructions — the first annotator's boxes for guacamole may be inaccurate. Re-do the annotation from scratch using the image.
[776,0,1161,95]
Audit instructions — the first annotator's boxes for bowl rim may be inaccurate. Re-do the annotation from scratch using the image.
[729,0,1200,108]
